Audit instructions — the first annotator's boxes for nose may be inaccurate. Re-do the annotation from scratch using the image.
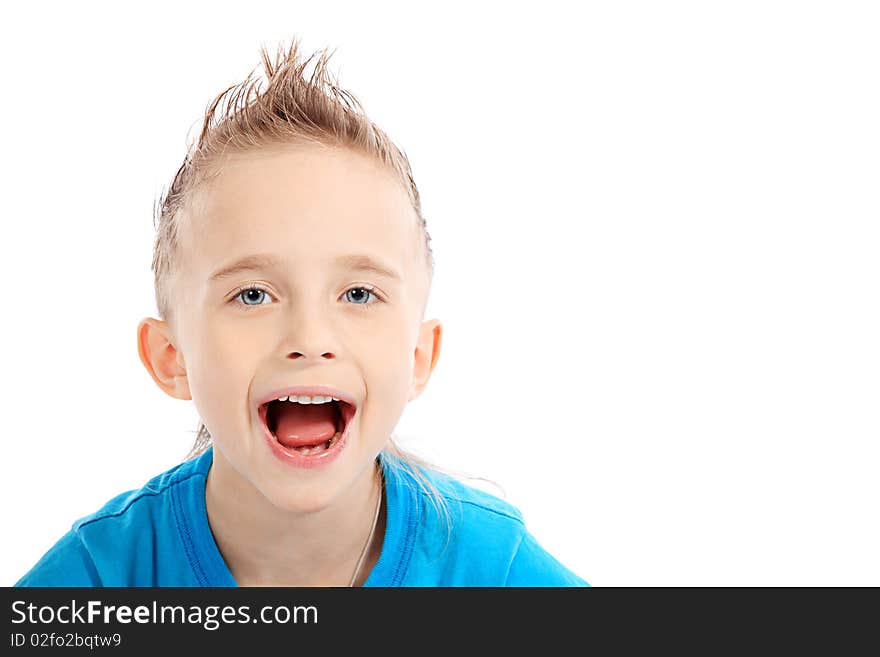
[288,349,335,360]
[282,304,338,361]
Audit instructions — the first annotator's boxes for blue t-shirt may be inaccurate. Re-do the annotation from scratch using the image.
[15,447,588,587]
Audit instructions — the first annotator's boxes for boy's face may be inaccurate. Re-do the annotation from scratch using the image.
[139,144,441,513]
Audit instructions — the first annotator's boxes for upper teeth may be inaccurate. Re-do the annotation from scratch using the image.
[275,394,338,404]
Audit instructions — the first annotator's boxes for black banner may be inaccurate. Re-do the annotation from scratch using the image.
[1,587,875,651]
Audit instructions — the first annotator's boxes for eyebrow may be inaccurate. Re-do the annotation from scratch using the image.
[335,254,401,282]
[208,253,401,282]
[209,254,284,281]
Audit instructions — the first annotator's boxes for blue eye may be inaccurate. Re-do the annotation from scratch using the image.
[343,286,379,306]
[235,287,272,307]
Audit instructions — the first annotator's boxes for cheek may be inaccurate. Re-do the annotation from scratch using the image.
[362,327,416,403]
[185,322,258,426]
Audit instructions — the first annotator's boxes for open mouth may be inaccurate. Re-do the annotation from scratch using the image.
[259,397,356,456]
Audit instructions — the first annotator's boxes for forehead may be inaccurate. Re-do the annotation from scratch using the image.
[181,144,420,280]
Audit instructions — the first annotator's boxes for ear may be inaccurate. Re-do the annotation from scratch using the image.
[137,318,192,401]
[409,319,442,402]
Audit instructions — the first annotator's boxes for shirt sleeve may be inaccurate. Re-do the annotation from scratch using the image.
[14,530,103,587]
[505,530,590,587]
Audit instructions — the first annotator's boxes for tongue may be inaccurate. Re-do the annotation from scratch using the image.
[273,402,337,447]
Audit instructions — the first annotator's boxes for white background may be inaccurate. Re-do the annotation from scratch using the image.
[2,1,878,586]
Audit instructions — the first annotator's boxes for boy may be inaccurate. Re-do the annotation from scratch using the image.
[15,38,588,586]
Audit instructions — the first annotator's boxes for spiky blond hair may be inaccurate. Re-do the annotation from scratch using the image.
[150,36,452,540]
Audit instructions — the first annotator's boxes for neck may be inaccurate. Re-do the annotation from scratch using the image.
[205,449,385,587]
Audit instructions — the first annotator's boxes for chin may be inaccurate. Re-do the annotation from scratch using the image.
[259,477,344,515]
